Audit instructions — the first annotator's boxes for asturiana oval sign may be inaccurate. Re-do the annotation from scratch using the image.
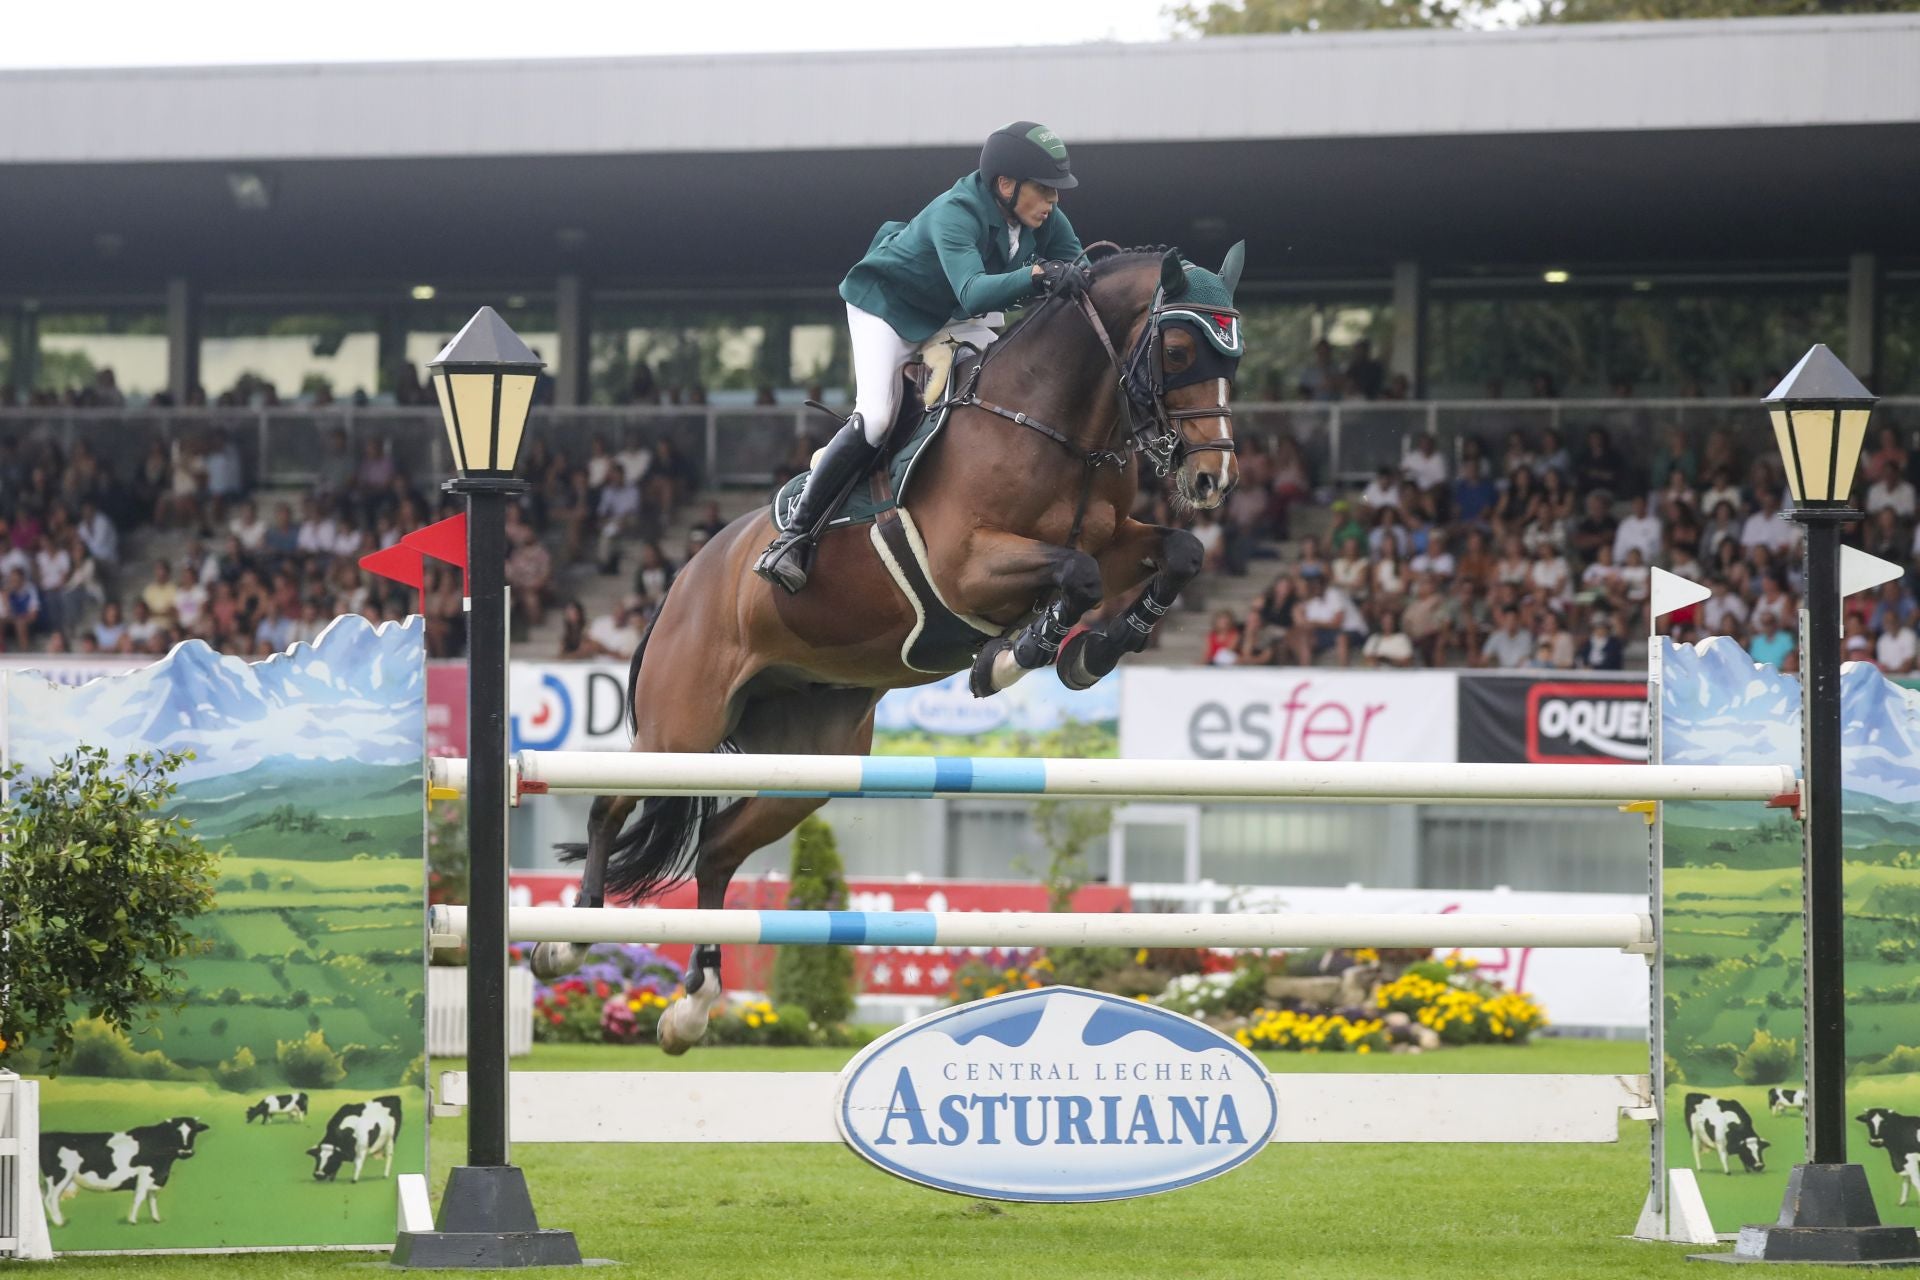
[835,986,1278,1202]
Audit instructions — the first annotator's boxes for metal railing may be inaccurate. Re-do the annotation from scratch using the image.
[4,398,1918,495]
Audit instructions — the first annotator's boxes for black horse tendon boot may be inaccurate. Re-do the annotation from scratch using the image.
[754,417,881,593]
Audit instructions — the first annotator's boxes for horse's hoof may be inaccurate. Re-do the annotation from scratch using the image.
[530,942,584,981]
[969,636,1030,698]
[1055,629,1112,691]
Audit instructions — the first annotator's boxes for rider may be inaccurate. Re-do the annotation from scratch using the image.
[754,121,1091,592]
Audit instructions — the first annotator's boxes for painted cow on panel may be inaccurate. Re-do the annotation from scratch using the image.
[306,1096,403,1183]
[1858,1108,1920,1207]
[1768,1087,1806,1116]
[246,1092,309,1124]
[1685,1093,1769,1175]
[39,1117,211,1225]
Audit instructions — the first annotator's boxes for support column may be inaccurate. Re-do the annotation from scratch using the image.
[1390,261,1426,398]
[166,278,199,403]
[10,306,39,395]
[376,307,408,397]
[1847,253,1882,392]
[555,274,587,407]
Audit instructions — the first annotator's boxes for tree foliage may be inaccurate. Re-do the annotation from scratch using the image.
[770,815,857,1024]
[0,748,220,1068]
[1026,721,1117,913]
[1171,0,1909,33]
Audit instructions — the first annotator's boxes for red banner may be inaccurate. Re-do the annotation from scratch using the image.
[427,663,468,758]
[507,874,1131,998]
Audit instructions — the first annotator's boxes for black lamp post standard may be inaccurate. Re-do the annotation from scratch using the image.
[1716,345,1920,1266]
[392,307,581,1270]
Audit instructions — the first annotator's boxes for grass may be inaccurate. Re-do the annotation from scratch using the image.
[37,1035,1884,1280]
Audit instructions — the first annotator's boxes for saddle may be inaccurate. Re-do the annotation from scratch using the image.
[770,347,1003,674]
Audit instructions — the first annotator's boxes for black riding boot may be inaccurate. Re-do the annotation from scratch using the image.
[754,417,880,594]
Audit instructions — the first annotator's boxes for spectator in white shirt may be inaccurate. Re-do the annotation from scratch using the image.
[587,599,645,659]
[174,564,210,632]
[77,500,119,566]
[1401,433,1449,496]
[1740,491,1799,556]
[1292,578,1359,667]
[1479,607,1535,669]
[596,464,643,572]
[1867,473,1917,518]
[1612,495,1662,565]
[228,500,267,552]
[1410,530,1456,579]
[1361,465,1403,511]
[1877,622,1918,674]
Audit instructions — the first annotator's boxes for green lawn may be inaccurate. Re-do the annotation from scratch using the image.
[37,1035,1883,1279]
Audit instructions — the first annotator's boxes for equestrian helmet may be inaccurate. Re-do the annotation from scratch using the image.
[980,121,1079,190]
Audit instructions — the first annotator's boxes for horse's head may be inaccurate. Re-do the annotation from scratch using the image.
[1108,243,1245,511]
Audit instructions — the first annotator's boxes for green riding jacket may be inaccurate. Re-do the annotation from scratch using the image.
[839,171,1085,344]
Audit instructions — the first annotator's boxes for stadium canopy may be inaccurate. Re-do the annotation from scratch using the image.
[1,15,1915,299]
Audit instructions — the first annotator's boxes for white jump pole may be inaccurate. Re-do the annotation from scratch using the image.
[427,752,1797,806]
[429,905,1655,952]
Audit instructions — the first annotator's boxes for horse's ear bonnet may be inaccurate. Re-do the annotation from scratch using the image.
[1219,241,1245,297]
[1160,249,1188,299]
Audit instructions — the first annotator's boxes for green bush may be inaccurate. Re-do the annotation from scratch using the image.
[216,1044,262,1092]
[1732,1028,1798,1085]
[277,1028,346,1089]
[0,748,219,1069]
[61,1017,188,1080]
[1858,1045,1920,1077]
[769,816,856,1024]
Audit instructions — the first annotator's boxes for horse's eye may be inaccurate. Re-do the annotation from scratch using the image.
[1166,344,1194,369]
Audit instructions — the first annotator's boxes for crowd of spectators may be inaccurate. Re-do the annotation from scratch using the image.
[5,352,1920,682]
[1191,417,1920,678]
[0,420,704,663]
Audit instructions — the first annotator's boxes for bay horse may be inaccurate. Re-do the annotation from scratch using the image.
[542,243,1247,1051]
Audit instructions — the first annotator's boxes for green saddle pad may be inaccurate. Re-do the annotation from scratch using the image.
[772,402,951,533]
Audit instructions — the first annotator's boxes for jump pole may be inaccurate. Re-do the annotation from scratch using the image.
[429,905,1654,953]
[426,753,1798,806]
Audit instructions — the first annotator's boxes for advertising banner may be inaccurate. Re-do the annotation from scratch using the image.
[1119,669,1457,762]
[1458,673,1647,764]
[871,669,1118,756]
[509,874,1129,998]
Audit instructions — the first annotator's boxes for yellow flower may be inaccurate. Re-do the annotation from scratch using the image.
[1135,948,1149,965]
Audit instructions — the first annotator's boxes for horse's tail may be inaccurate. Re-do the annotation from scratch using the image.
[555,578,713,902]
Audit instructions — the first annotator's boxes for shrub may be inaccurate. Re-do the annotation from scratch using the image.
[277,1029,346,1088]
[950,954,1052,1004]
[216,1044,262,1092]
[1733,1028,1798,1085]
[0,748,219,1069]
[1859,1045,1920,1077]
[62,1017,187,1080]
[769,816,856,1024]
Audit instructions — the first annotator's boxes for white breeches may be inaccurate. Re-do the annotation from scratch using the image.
[846,303,1000,447]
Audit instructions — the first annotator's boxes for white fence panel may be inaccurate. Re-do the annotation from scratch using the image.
[428,967,534,1058]
[0,1070,52,1260]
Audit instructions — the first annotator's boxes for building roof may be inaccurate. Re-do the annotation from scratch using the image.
[2,17,1916,299]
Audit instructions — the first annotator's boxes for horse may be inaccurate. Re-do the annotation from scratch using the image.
[540,243,1248,1052]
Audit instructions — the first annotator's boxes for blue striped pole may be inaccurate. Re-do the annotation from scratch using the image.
[428,905,1655,952]
[426,753,1798,807]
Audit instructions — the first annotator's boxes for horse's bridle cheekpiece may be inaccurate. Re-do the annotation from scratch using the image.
[1114,285,1242,478]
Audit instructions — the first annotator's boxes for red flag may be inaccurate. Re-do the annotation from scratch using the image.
[404,514,469,593]
[359,542,424,591]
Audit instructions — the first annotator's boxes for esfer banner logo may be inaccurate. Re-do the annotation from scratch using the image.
[835,987,1277,1202]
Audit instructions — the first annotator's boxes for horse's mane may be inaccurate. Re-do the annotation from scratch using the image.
[992,243,1172,352]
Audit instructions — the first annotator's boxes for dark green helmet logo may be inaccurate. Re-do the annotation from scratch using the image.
[1025,124,1068,162]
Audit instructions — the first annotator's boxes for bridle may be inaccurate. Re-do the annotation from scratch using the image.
[1102,285,1241,478]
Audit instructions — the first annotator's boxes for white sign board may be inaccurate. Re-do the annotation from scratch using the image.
[1119,669,1459,762]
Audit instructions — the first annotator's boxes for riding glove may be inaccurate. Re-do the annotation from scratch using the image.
[1034,259,1092,300]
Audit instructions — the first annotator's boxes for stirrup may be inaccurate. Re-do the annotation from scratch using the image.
[755,529,816,594]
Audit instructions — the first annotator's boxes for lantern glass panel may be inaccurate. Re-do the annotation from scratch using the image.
[449,372,503,472]
[495,373,537,473]
[432,373,464,471]
[1789,406,1840,502]
[1770,409,1800,502]
[1834,407,1871,500]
